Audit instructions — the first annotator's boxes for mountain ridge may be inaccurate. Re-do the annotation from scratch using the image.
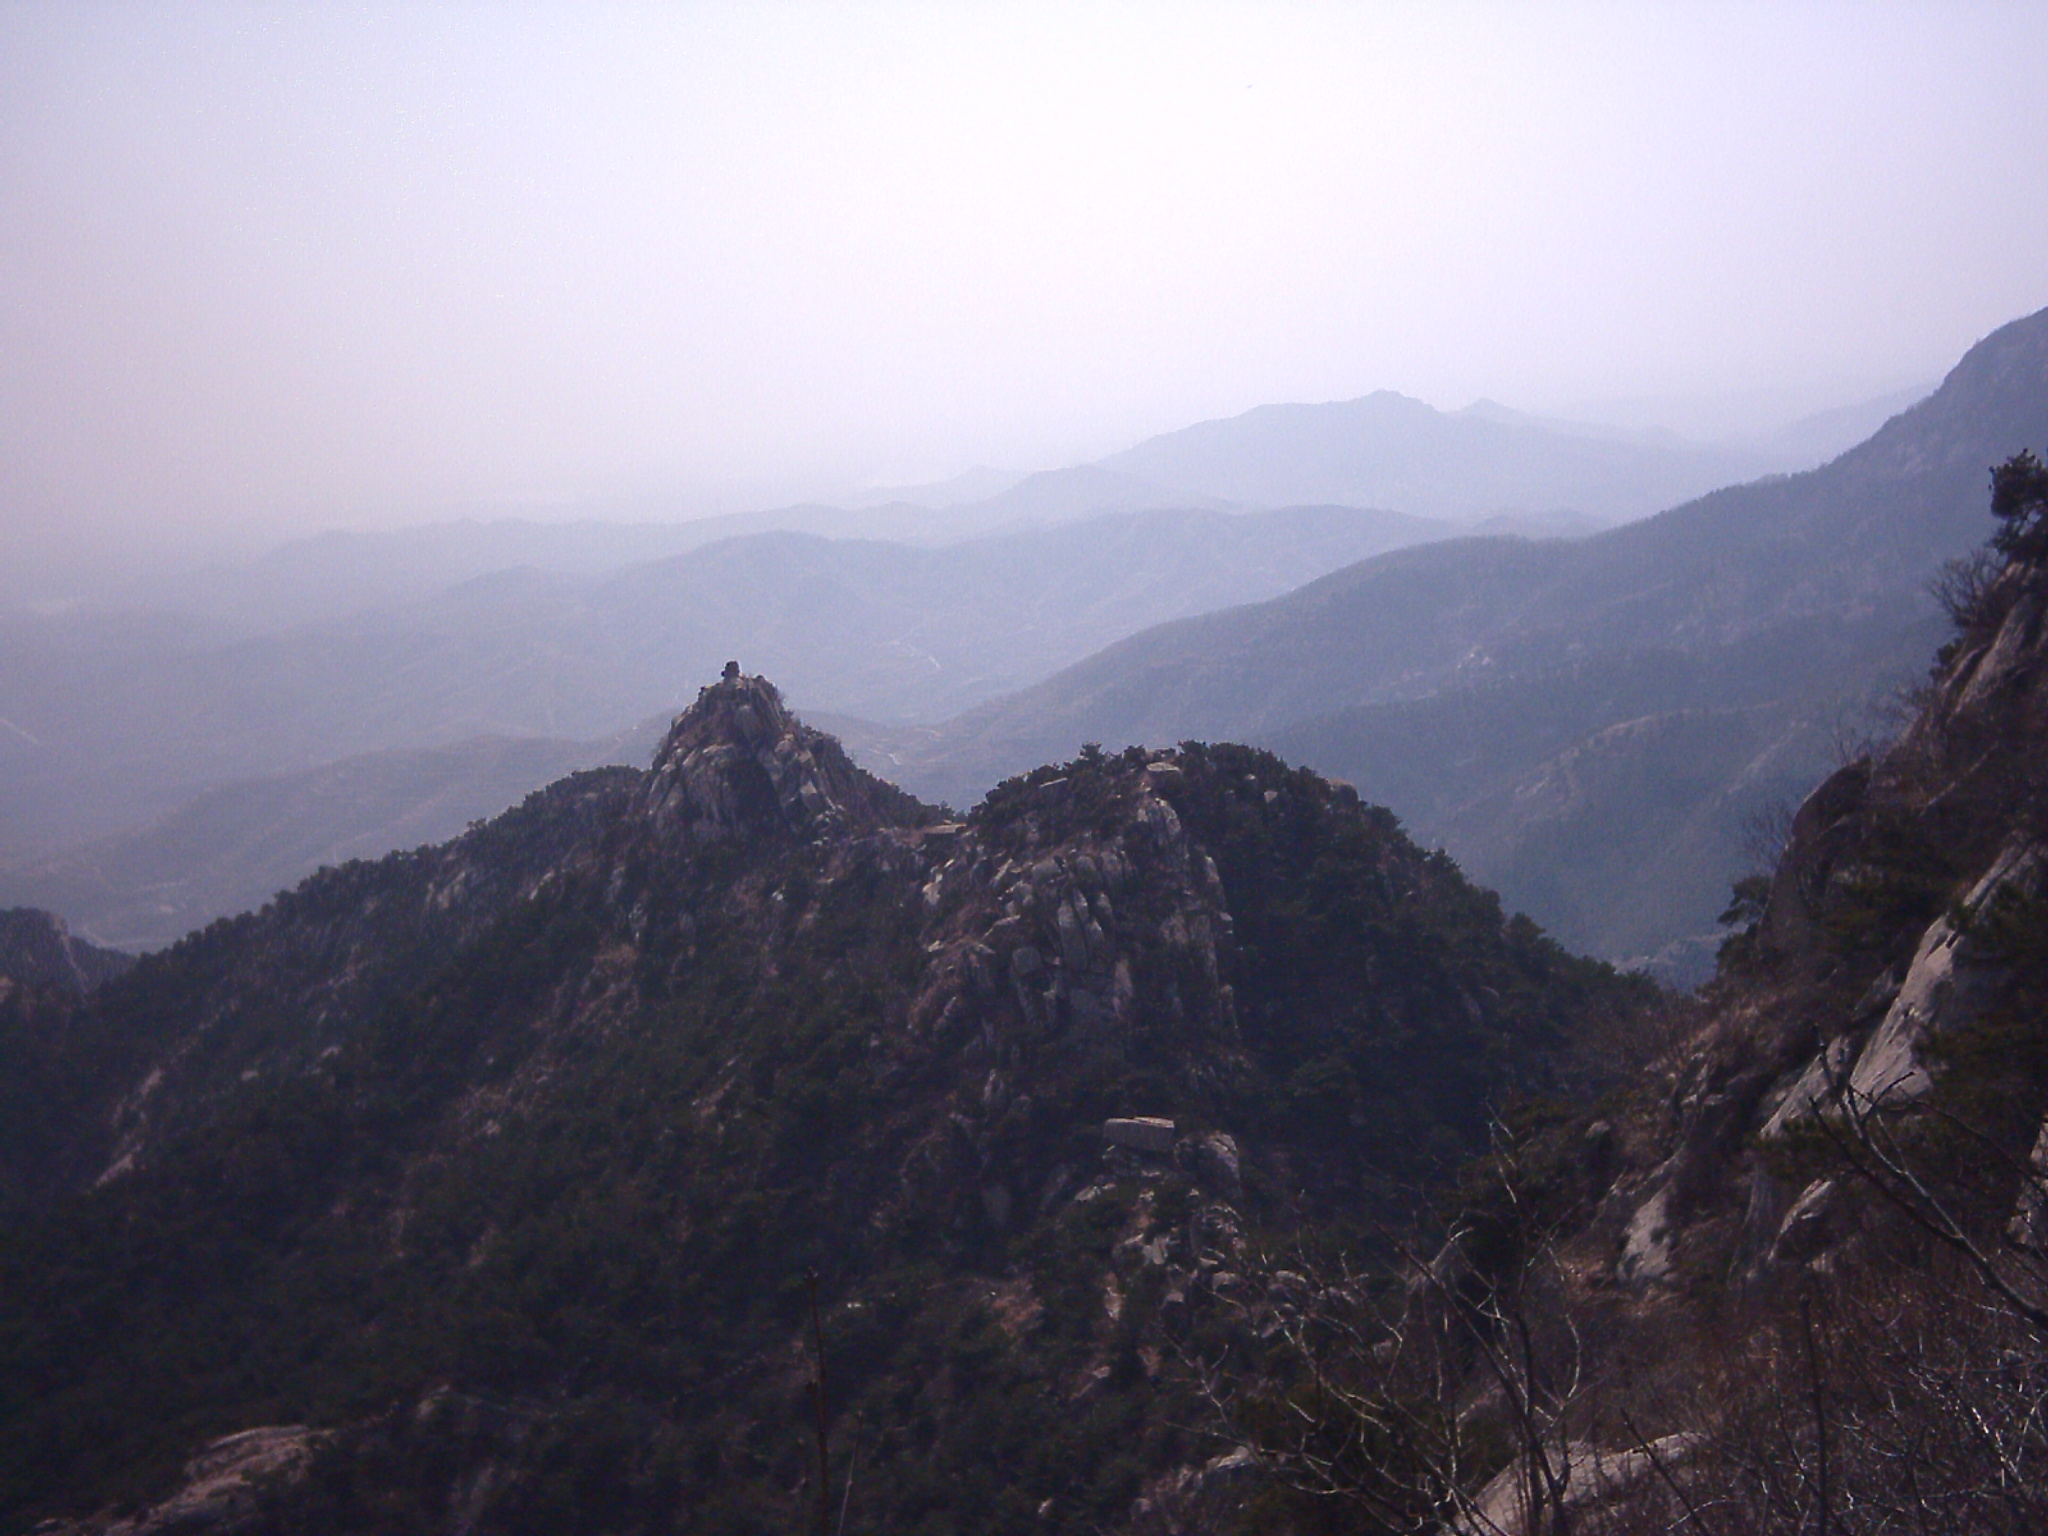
[0,504,1448,859]
[0,669,1645,1534]
[848,306,2048,960]
[1096,386,1830,522]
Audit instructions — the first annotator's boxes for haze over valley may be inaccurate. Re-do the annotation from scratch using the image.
[9,3,2036,961]
[0,365,1952,954]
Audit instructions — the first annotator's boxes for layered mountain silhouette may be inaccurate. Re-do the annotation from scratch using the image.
[112,384,1890,631]
[0,723,667,951]
[0,327,1986,963]
[0,506,1443,857]
[853,307,2048,965]
[1099,391,1764,522]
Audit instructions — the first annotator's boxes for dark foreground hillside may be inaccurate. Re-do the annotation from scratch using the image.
[0,673,1646,1534]
[1227,461,2048,1532]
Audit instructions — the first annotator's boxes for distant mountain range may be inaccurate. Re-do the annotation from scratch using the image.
[0,356,1960,957]
[1100,392,1753,523]
[0,722,668,951]
[108,380,1916,631]
[0,505,1447,861]
[843,308,2048,967]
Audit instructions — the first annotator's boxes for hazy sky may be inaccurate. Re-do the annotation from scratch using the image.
[6,2,2048,587]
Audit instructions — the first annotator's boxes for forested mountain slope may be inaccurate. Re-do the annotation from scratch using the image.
[0,672,1644,1535]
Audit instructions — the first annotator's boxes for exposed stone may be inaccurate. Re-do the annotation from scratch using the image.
[1617,1184,1676,1287]
[1954,579,2048,714]
[1847,839,2042,1106]
[1136,797,1186,866]
[1759,1034,1857,1140]
[1460,1434,1702,1536]
[65,1425,323,1535]
[960,942,997,995]
[1758,761,1872,955]
[1768,1177,1844,1269]
[1129,1445,1262,1536]
[641,672,877,844]
[1104,1116,1177,1154]
[1055,895,1090,971]
[1181,1130,1242,1195]
[2013,1118,2048,1249]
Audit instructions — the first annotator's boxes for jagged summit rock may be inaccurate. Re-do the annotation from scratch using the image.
[642,669,920,843]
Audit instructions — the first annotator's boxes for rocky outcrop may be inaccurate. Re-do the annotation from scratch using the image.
[1746,836,2046,1141]
[1590,537,2048,1306]
[1755,759,1872,956]
[1844,839,2042,1106]
[44,1426,321,1536]
[1105,1116,1177,1154]
[1459,1435,1703,1536]
[0,907,132,994]
[641,669,914,844]
[903,756,1240,1072]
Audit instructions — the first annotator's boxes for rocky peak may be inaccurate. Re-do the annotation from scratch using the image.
[906,750,1240,1077]
[641,667,897,844]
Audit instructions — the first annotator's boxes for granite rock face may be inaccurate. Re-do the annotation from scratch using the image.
[642,670,911,844]
[1590,551,2048,1304]
[38,1427,321,1536]
[1844,840,2043,1107]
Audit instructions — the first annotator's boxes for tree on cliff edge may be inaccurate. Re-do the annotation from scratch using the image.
[1992,448,2048,562]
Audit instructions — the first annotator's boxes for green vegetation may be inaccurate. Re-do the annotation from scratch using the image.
[1992,447,2048,562]
[0,720,1651,1532]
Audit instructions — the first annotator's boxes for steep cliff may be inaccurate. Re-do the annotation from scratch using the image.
[1264,475,2048,1534]
[1602,535,2048,1304]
